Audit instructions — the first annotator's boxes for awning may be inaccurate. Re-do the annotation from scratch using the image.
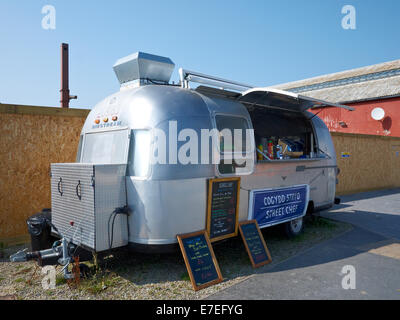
[239,87,354,112]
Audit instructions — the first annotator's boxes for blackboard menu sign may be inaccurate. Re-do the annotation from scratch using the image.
[206,177,240,242]
[177,230,223,291]
[239,220,272,268]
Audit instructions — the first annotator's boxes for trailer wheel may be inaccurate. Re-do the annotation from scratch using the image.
[283,217,304,238]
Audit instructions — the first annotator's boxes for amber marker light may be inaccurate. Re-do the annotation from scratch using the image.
[103,117,109,123]
[112,116,118,121]
[95,119,100,124]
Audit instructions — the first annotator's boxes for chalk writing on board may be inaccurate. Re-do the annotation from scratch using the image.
[177,231,223,291]
[207,178,240,241]
[239,220,272,268]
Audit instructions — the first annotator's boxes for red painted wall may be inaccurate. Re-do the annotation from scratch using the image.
[311,97,400,137]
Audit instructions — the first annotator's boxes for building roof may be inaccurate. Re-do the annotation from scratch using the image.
[273,59,400,103]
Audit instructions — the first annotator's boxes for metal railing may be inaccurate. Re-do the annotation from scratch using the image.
[179,68,254,92]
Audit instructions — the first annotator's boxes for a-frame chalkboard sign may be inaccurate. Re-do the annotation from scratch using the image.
[177,230,223,291]
[206,177,240,242]
[239,220,272,268]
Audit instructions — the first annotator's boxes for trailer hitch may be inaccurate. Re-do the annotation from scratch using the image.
[10,237,75,280]
[9,248,29,262]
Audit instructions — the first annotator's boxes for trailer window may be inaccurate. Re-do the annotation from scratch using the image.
[215,115,254,175]
[215,115,251,153]
[127,130,151,177]
[81,129,130,164]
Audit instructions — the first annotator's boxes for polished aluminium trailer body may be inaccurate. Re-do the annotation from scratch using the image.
[71,53,351,251]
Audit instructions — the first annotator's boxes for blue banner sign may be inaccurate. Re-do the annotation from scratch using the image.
[248,185,309,228]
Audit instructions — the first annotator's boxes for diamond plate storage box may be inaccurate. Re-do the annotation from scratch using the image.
[50,163,128,252]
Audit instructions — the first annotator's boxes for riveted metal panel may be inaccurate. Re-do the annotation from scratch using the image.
[94,165,127,251]
[51,163,127,252]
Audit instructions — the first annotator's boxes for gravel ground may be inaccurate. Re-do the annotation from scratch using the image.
[0,217,352,300]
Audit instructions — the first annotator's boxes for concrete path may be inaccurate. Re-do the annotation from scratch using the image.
[208,189,400,300]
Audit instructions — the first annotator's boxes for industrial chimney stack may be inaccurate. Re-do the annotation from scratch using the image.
[60,43,77,108]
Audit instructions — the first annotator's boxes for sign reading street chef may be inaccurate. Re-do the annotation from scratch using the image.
[248,184,310,228]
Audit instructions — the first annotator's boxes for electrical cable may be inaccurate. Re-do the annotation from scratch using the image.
[108,206,130,250]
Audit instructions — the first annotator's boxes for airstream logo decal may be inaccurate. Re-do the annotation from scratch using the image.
[248,185,309,228]
[92,121,122,129]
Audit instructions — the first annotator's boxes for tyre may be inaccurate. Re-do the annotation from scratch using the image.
[283,217,304,238]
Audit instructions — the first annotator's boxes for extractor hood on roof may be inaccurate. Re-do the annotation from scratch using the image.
[113,52,175,88]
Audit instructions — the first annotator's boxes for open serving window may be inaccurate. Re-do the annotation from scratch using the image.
[239,88,353,162]
[249,106,316,161]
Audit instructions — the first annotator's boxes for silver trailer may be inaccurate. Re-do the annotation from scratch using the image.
[11,52,353,268]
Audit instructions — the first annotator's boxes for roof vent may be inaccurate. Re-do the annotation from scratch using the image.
[113,52,175,88]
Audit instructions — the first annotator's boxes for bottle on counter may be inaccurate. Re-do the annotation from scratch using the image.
[275,144,283,159]
[267,140,274,159]
[257,144,264,161]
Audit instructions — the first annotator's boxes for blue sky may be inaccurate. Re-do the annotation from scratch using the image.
[0,0,399,109]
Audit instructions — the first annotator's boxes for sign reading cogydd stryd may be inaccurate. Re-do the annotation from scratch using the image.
[248,185,309,228]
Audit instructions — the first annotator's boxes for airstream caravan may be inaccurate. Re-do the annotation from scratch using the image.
[11,52,353,270]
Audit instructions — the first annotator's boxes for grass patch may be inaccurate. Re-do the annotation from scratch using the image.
[56,274,67,286]
[0,277,5,283]
[14,278,25,283]
[290,232,307,243]
[45,290,55,296]
[285,217,339,243]
[180,273,190,281]
[307,217,338,229]
[80,273,121,295]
